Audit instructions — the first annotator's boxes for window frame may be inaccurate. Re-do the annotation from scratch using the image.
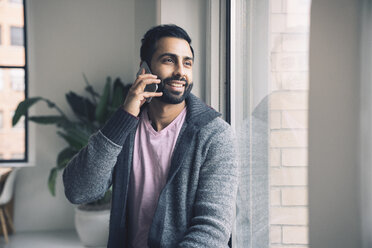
[0,0,29,164]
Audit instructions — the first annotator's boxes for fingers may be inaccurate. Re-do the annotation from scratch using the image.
[138,91,163,108]
[133,74,158,88]
[142,91,163,98]
[132,77,161,93]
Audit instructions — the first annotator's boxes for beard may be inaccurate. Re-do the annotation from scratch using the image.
[156,76,193,104]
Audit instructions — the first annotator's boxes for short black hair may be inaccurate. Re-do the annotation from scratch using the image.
[140,24,194,66]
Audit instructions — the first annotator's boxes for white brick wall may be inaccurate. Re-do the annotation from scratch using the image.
[282,226,309,244]
[269,0,310,247]
[270,168,307,186]
[270,207,308,225]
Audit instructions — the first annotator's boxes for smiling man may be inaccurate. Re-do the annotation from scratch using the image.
[63,25,238,248]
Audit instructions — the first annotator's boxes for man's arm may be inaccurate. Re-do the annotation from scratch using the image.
[178,126,238,247]
[63,70,163,205]
[62,109,138,204]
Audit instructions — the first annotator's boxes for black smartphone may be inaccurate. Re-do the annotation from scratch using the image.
[136,62,158,103]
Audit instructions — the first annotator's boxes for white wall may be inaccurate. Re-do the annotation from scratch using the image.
[159,0,207,100]
[14,0,208,232]
[15,0,137,232]
[309,0,362,247]
[134,0,158,71]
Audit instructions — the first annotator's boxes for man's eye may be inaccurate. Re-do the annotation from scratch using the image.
[164,58,174,63]
[185,61,193,67]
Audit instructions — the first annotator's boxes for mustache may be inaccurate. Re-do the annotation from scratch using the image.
[162,76,188,85]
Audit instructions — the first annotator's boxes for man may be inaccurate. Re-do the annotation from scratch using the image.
[63,24,238,248]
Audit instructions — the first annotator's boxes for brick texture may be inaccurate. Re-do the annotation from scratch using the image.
[270,207,308,225]
[282,148,307,166]
[270,167,307,186]
[268,1,310,247]
[281,187,308,206]
[283,226,309,244]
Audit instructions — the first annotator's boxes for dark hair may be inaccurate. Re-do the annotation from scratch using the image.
[140,24,194,66]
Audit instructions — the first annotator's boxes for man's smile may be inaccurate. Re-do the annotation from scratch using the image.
[166,80,185,92]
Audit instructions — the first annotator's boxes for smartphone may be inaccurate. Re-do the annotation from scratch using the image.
[136,62,158,103]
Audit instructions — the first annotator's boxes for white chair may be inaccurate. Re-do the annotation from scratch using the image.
[0,168,19,243]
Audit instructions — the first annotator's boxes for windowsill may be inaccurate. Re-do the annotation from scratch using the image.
[0,161,35,167]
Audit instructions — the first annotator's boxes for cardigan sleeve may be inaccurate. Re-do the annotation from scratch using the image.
[177,126,239,248]
[63,108,138,204]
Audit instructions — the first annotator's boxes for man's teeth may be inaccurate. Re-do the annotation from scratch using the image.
[169,83,184,87]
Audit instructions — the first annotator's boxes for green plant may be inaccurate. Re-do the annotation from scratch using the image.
[12,75,130,206]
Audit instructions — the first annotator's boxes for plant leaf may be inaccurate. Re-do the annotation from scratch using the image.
[95,77,111,123]
[66,92,96,121]
[111,78,125,109]
[12,97,43,126]
[57,130,87,151]
[45,99,56,108]
[57,147,78,170]
[83,73,100,99]
[48,168,58,196]
[29,115,66,125]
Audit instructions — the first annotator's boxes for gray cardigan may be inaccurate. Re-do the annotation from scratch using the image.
[63,94,238,248]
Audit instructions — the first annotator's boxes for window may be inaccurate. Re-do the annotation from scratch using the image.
[10,26,24,46]
[0,25,2,45]
[11,111,24,129]
[9,0,23,4]
[0,111,3,129]
[0,0,27,163]
[11,153,24,159]
[0,69,3,90]
[228,0,311,247]
[10,69,25,91]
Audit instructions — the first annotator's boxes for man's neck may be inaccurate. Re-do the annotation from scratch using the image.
[147,99,186,132]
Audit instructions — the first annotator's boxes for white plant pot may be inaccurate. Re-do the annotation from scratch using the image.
[74,207,110,247]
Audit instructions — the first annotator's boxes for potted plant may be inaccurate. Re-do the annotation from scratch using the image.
[12,75,130,246]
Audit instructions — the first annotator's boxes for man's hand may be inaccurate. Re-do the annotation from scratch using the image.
[122,68,163,117]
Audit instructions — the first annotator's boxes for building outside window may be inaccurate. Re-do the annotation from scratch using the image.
[9,0,23,4]
[10,26,24,46]
[0,69,3,90]
[11,111,24,129]
[10,68,25,91]
[0,111,3,129]
[11,153,24,159]
[0,0,27,162]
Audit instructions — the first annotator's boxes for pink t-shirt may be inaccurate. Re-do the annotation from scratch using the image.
[128,107,187,248]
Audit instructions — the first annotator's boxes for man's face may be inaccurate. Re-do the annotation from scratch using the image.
[150,37,194,104]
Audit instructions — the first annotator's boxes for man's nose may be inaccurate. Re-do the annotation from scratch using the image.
[173,63,185,78]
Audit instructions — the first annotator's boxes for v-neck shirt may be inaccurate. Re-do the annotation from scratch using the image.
[128,106,187,248]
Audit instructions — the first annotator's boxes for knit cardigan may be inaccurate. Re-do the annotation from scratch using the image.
[63,94,238,248]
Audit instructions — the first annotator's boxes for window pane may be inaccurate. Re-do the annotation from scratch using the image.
[11,153,24,159]
[10,68,24,91]
[0,0,26,162]
[0,69,3,90]
[9,0,23,4]
[232,0,311,247]
[10,26,23,46]
[0,68,25,161]
[0,1,25,66]
[0,111,3,129]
